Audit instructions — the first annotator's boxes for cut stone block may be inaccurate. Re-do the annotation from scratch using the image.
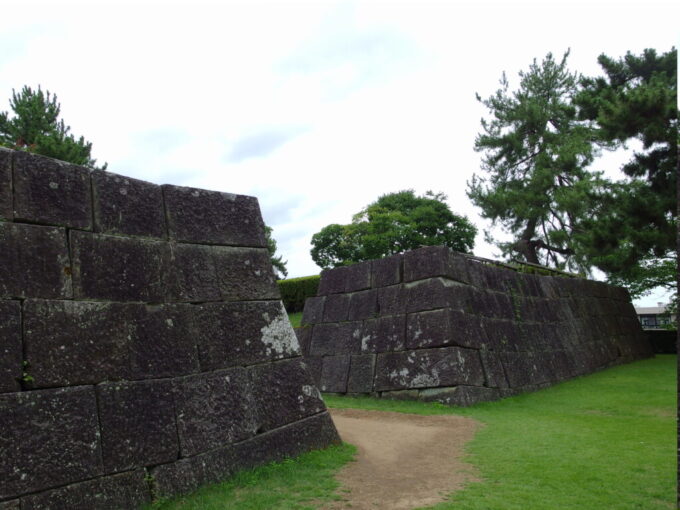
[406,309,488,350]
[317,266,349,295]
[344,261,372,292]
[375,347,485,391]
[70,231,171,302]
[310,322,362,356]
[403,246,471,284]
[24,300,133,387]
[0,300,21,393]
[301,296,325,325]
[195,301,299,371]
[250,358,325,432]
[418,386,501,406]
[377,284,406,316]
[19,470,151,510]
[0,147,11,219]
[347,354,376,393]
[347,289,378,320]
[163,184,266,247]
[360,315,406,353]
[479,350,509,388]
[0,386,102,499]
[405,278,473,313]
[210,246,279,301]
[294,326,313,356]
[97,379,178,472]
[0,223,72,299]
[13,151,92,229]
[167,243,221,301]
[322,294,350,322]
[0,500,19,510]
[319,355,351,392]
[371,253,402,288]
[92,170,166,238]
[174,367,257,457]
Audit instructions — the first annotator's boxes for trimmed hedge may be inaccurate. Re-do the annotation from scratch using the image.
[278,275,321,313]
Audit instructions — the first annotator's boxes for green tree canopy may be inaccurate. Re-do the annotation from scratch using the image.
[467,51,601,272]
[310,190,477,269]
[0,85,105,169]
[265,225,288,279]
[573,48,677,297]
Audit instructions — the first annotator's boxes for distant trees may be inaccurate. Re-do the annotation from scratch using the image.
[265,225,288,279]
[469,48,677,298]
[311,190,476,269]
[0,85,106,169]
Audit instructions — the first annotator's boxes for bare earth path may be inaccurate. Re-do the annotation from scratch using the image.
[322,408,482,510]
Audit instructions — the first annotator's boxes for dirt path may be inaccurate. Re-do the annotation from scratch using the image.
[322,408,482,510]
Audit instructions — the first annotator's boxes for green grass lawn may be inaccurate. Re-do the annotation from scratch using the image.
[150,355,676,509]
[288,312,303,328]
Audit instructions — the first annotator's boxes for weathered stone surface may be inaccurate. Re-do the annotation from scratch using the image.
[375,347,485,391]
[405,278,472,313]
[211,246,279,301]
[71,231,171,302]
[500,351,552,387]
[0,148,11,219]
[20,470,151,510]
[151,446,235,499]
[317,266,349,295]
[129,304,200,378]
[174,367,256,456]
[319,355,351,392]
[403,246,471,284]
[92,170,166,238]
[232,412,340,472]
[98,379,178,472]
[344,261,372,292]
[0,223,72,299]
[163,184,266,247]
[13,151,92,229]
[0,499,19,510]
[24,300,133,387]
[250,358,325,431]
[195,301,299,370]
[0,386,102,499]
[479,350,509,388]
[371,253,402,287]
[310,322,362,356]
[322,293,350,322]
[294,326,313,356]
[377,284,406,316]
[407,309,489,350]
[347,289,378,320]
[347,354,376,393]
[301,296,325,325]
[360,315,406,353]
[304,356,323,387]
[167,243,221,301]
[418,386,501,406]
[0,300,21,393]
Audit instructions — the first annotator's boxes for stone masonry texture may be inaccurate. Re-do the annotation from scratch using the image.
[0,149,339,508]
[299,246,653,404]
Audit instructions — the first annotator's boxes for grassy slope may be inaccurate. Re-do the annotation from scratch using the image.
[150,355,676,509]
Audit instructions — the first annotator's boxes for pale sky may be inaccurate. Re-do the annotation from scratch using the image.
[1,0,677,306]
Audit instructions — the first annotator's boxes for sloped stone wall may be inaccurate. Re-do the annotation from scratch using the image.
[0,148,339,508]
[297,246,653,406]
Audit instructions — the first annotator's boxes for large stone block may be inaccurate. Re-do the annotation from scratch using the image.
[20,470,151,510]
[0,500,19,510]
[319,355,351,392]
[479,350,509,388]
[407,309,489,350]
[167,243,221,301]
[317,266,349,295]
[92,170,166,238]
[418,386,501,406]
[13,151,92,229]
[232,412,340,472]
[344,261,372,292]
[0,386,102,499]
[210,246,279,301]
[0,300,21,393]
[0,223,72,299]
[294,326,313,356]
[347,289,378,320]
[360,315,406,353]
[371,253,402,287]
[374,347,485,391]
[377,284,406,316]
[129,304,200,378]
[403,246,472,284]
[347,354,376,393]
[70,231,171,302]
[310,322,363,356]
[195,301,299,370]
[500,351,552,387]
[24,300,133,387]
[322,293,350,322]
[97,379,178,472]
[405,278,473,313]
[301,296,325,325]
[0,148,11,219]
[250,358,325,431]
[174,368,257,457]
[163,184,266,247]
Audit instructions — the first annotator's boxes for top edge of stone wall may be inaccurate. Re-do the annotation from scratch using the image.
[314,245,631,300]
[2,149,266,247]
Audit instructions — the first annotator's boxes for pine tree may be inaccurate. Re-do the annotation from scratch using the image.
[0,85,106,169]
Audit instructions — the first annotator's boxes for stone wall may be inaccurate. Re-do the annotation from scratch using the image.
[297,246,653,406]
[0,148,339,508]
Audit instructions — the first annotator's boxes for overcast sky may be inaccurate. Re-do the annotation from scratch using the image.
[1,0,677,306]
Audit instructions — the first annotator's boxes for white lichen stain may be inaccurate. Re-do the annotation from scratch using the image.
[352,328,361,340]
[412,373,439,387]
[165,319,174,327]
[49,182,59,189]
[119,188,128,195]
[302,385,320,399]
[260,304,300,357]
[361,335,371,352]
